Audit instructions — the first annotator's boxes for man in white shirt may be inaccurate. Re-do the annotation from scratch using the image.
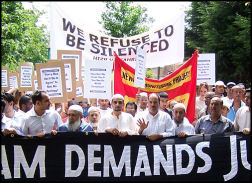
[172,103,195,137]
[16,95,33,115]
[233,88,250,134]
[136,92,148,113]
[98,94,138,136]
[222,82,236,107]
[87,106,101,133]
[22,90,62,137]
[98,98,112,118]
[135,93,175,141]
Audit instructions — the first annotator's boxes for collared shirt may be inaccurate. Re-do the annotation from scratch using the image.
[57,121,94,132]
[134,110,175,137]
[233,106,250,131]
[227,101,245,122]
[195,115,234,134]
[98,111,138,135]
[22,107,63,136]
[173,117,195,136]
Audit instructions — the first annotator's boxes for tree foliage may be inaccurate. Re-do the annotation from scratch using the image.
[185,2,251,87]
[1,1,49,71]
[99,1,154,38]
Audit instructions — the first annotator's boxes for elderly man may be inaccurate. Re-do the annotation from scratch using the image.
[172,103,195,137]
[22,90,63,137]
[87,106,101,132]
[98,94,138,137]
[58,105,93,132]
[135,93,175,141]
[136,92,148,113]
[195,97,234,134]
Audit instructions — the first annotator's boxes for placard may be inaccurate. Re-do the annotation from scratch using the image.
[32,74,38,92]
[57,50,82,82]
[84,60,113,99]
[19,62,34,92]
[49,59,76,100]
[36,61,67,103]
[9,72,19,90]
[1,66,9,91]
[134,47,147,88]
[75,80,84,102]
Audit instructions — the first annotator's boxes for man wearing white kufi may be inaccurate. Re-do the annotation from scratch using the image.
[172,103,195,137]
[58,105,93,132]
[87,106,101,132]
[98,94,138,136]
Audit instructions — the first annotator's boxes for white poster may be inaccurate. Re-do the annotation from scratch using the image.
[61,54,80,81]
[40,67,63,98]
[64,63,73,92]
[197,53,216,85]
[9,76,18,90]
[1,70,8,87]
[50,2,184,68]
[76,86,83,97]
[134,47,147,88]
[84,60,113,99]
[34,80,38,91]
[20,66,33,87]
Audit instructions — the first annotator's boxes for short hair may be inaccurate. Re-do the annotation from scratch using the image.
[148,93,160,103]
[3,93,15,103]
[68,100,79,108]
[31,90,47,105]
[126,101,137,110]
[158,91,168,98]
[19,95,32,109]
[211,97,223,106]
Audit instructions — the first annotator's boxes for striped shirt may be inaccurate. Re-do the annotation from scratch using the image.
[195,115,234,134]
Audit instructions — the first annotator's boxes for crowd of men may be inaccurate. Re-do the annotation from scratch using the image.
[1,80,250,140]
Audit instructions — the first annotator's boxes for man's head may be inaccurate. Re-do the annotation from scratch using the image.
[245,88,251,108]
[198,82,209,97]
[3,93,15,114]
[158,92,168,111]
[111,94,124,112]
[139,92,148,110]
[32,90,51,111]
[168,100,178,110]
[19,95,33,113]
[173,103,186,124]
[205,92,215,106]
[125,101,137,117]
[87,106,100,128]
[148,93,160,116]
[232,85,243,102]
[210,97,223,116]
[226,82,236,98]
[221,102,230,117]
[215,81,226,96]
[98,99,110,110]
[68,105,83,124]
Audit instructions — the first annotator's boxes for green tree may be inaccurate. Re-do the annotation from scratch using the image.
[99,1,154,38]
[185,2,251,87]
[1,1,49,71]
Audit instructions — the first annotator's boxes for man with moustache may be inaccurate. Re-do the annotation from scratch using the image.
[86,106,101,133]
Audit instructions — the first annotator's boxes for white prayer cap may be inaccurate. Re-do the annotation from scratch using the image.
[88,106,100,114]
[215,80,226,87]
[68,105,83,114]
[173,103,186,111]
[111,94,124,101]
[139,92,148,97]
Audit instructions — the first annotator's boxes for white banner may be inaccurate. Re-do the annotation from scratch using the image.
[49,2,184,68]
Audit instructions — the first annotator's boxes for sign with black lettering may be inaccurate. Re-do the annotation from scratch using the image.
[1,132,250,182]
[1,66,9,91]
[9,72,19,90]
[19,62,34,92]
[134,47,146,88]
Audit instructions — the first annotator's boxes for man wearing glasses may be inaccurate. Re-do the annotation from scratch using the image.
[98,94,138,136]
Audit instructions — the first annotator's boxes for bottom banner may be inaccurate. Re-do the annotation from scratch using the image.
[1,132,251,182]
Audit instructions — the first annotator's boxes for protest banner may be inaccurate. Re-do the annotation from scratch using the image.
[36,61,67,103]
[1,66,9,91]
[57,50,82,82]
[18,62,34,92]
[8,72,19,90]
[1,132,250,182]
[50,2,185,68]
[134,47,147,88]
[84,60,113,99]
[114,50,198,123]
[49,59,76,100]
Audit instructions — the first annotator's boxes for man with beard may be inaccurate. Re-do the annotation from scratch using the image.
[22,90,62,137]
[87,106,100,134]
[195,97,234,134]
[58,105,93,132]
[98,94,138,136]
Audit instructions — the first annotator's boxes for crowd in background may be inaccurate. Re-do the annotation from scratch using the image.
[1,80,250,140]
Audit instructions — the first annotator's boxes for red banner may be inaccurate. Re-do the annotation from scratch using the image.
[114,50,198,123]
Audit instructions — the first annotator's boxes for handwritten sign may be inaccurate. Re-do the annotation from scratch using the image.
[19,62,34,91]
[134,47,146,88]
[9,72,19,90]
[197,53,215,85]
[1,67,9,91]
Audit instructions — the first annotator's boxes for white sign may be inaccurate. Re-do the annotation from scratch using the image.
[134,47,146,88]
[50,2,185,68]
[20,66,33,87]
[9,76,18,90]
[76,86,83,97]
[1,70,8,87]
[62,54,80,81]
[64,63,73,92]
[34,80,38,91]
[84,60,112,99]
[197,53,216,85]
[40,67,63,98]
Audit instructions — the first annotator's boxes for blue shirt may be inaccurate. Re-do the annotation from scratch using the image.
[226,101,245,122]
[58,121,94,132]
